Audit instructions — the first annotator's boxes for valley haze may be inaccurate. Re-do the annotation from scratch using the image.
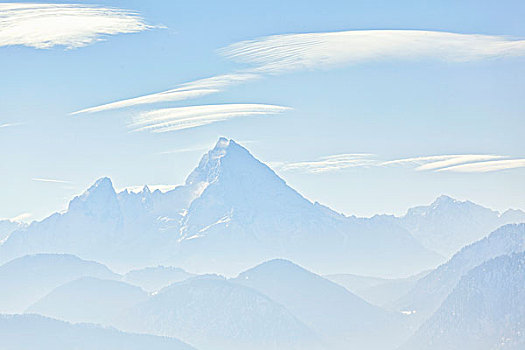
[1,138,524,349]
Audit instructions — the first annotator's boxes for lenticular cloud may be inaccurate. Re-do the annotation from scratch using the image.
[220,30,525,73]
[0,3,153,49]
[129,104,291,133]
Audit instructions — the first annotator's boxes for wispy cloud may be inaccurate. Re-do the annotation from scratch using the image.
[71,73,258,115]
[0,3,153,49]
[277,153,524,174]
[72,30,525,116]
[220,30,525,73]
[32,178,72,184]
[437,159,525,173]
[278,154,377,173]
[0,122,22,128]
[159,145,211,155]
[129,104,291,133]
[381,154,506,171]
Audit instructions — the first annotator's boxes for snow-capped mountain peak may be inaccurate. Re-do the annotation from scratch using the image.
[82,177,115,196]
[0,138,445,275]
[399,194,521,257]
[185,137,231,186]
[68,177,120,220]
[185,137,282,189]
[434,194,455,203]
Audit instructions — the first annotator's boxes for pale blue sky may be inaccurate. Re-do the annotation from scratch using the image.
[1,0,524,221]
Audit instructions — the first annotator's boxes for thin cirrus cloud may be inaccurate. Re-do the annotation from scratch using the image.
[129,104,291,133]
[159,145,211,155]
[71,73,258,115]
[32,178,72,184]
[0,122,23,129]
[278,153,525,174]
[278,154,377,173]
[72,29,525,115]
[0,3,153,49]
[381,154,507,171]
[437,159,525,173]
[220,30,525,73]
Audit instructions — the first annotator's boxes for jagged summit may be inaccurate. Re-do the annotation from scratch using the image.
[430,195,483,210]
[68,177,119,218]
[185,137,279,188]
[210,137,245,152]
[211,138,285,185]
[215,136,232,149]
[432,195,457,205]
[71,177,116,200]
[89,177,114,191]
[401,194,506,257]
[0,138,473,276]
[179,138,319,252]
[185,138,230,186]
[405,195,480,217]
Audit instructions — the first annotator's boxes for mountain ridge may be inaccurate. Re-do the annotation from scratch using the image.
[400,252,525,350]
[394,223,525,322]
[0,253,119,313]
[2,138,522,277]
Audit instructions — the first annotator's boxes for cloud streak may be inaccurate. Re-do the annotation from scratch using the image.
[129,104,291,133]
[381,154,507,171]
[159,145,211,155]
[71,73,258,115]
[32,178,72,184]
[72,30,525,116]
[0,122,22,129]
[279,154,377,173]
[437,159,525,173]
[220,30,525,73]
[0,3,153,49]
[278,153,524,174]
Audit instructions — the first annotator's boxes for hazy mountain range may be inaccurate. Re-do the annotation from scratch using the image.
[0,226,523,349]
[1,139,524,350]
[122,266,196,292]
[0,314,194,350]
[0,253,118,314]
[394,223,525,321]
[398,195,525,257]
[233,259,409,349]
[2,138,523,278]
[401,251,525,350]
[325,270,429,307]
[115,274,322,350]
